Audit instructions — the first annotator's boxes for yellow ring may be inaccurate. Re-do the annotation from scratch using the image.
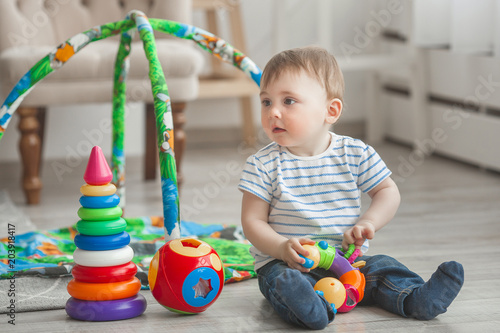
[80,183,116,196]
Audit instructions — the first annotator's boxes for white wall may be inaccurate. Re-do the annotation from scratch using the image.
[0,0,383,162]
[185,1,379,130]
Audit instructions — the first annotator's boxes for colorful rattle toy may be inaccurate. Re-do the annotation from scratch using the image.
[65,146,147,321]
[300,241,366,313]
[148,238,225,314]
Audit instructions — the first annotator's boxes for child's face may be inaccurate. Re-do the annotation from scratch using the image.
[260,69,339,156]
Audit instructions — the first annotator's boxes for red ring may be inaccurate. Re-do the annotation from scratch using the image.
[72,262,137,283]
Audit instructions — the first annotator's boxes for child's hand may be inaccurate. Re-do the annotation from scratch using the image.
[278,238,315,272]
[342,220,376,256]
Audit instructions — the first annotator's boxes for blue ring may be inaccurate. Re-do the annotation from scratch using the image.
[79,194,120,209]
[74,231,130,251]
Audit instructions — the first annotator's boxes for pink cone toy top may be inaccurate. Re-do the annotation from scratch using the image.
[83,146,113,186]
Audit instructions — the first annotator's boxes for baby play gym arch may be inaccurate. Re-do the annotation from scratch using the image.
[0,10,262,240]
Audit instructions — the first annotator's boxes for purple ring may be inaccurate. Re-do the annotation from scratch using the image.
[65,294,147,321]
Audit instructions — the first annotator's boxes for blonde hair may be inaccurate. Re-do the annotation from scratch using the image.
[260,46,345,102]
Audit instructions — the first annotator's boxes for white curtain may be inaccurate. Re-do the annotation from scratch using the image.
[412,0,500,56]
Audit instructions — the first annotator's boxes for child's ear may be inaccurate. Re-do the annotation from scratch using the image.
[326,98,343,125]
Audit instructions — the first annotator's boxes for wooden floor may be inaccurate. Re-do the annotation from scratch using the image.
[1,141,499,332]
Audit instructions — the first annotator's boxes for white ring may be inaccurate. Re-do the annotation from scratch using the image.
[73,246,134,267]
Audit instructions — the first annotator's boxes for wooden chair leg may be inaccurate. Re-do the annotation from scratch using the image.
[18,107,43,204]
[144,102,186,189]
[240,96,256,147]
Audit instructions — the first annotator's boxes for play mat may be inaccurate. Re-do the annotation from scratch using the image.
[0,217,255,313]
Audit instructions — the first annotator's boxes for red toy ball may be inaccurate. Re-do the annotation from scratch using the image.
[148,238,225,314]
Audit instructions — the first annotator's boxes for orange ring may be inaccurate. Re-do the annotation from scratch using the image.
[338,270,365,302]
[67,277,141,301]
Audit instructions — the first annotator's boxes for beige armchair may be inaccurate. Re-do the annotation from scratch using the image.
[0,0,203,204]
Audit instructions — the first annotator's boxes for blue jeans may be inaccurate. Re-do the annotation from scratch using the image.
[257,255,427,330]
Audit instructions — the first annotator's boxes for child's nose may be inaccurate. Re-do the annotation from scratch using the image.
[270,106,281,118]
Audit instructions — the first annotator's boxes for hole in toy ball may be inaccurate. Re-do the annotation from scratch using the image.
[193,278,213,299]
[345,289,357,306]
[182,239,202,248]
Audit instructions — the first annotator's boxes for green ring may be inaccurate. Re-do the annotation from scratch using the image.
[76,218,127,236]
[77,206,123,221]
[343,244,355,260]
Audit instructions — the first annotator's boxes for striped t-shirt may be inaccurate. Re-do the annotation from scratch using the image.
[238,132,392,270]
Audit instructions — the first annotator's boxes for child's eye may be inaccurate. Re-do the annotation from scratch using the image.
[261,99,271,107]
[284,98,296,105]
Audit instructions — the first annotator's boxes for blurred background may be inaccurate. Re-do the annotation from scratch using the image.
[1,3,498,328]
[1,0,500,186]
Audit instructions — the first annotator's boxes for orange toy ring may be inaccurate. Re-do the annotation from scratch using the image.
[67,277,141,301]
[80,183,116,197]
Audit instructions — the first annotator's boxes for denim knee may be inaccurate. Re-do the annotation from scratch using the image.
[277,269,330,330]
[259,262,332,330]
[358,254,426,317]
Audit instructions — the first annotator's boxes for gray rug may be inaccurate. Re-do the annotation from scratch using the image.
[0,276,72,313]
[0,190,70,313]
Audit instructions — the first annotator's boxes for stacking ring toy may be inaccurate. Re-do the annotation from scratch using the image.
[77,206,123,221]
[65,293,147,321]
[76,218,127,236]
[72,262,137,283]
[73,246,134,267]
[74,232,130,251]
[80,183,116,196]
[80,194,120,209]
[67,277,141,301]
